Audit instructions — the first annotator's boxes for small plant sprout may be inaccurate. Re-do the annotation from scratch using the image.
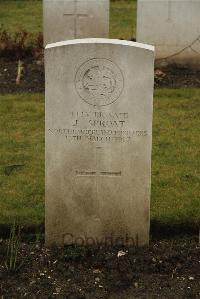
[16,59,24,85]
[5,223,24,273]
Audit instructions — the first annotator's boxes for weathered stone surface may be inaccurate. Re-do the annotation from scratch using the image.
[45,39,154,246]
[137,0,200,68]
[43,0,109,45]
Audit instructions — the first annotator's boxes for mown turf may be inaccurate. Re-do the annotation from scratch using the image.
[0,94,44,225]
[0,89,199,227]
[0,0,137,40]
[110,0,137,39]
[152,88,200,227]
[0,0,43,35]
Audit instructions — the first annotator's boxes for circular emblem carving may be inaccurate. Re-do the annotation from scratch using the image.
[75,58,124,107]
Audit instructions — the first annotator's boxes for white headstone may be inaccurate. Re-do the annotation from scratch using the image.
[43,0,109,46]
[45,38,154,247]
[137,0,200,67]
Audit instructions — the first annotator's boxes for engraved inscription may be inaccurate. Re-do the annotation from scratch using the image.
[100,171,121,176]
[75,59,124,107]
[76,170,96,176]
[48,109,149,144]
[49,127,148,143]
[76,170,122,177]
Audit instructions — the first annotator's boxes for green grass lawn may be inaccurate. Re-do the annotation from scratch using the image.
[0,94,44,225]
[0,0,137,40]
[110,0,137,39]
[0,89,199,227]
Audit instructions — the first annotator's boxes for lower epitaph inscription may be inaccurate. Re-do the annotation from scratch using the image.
[76,170,121,176]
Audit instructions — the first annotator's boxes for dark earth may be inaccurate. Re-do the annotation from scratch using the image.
[0,57,200,94]
[0,236,200,299]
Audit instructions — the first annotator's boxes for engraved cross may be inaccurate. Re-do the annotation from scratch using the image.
[167,0,172,22]
[63,0,91,38]
[76,147,122,178]
[75,147,122,216]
